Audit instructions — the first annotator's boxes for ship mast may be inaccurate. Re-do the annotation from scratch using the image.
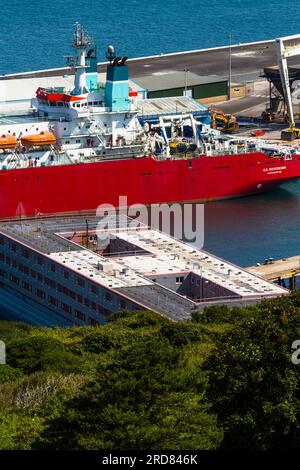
[72,22,92,95]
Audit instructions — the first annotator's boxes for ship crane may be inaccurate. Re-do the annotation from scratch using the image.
[275,34,300,140]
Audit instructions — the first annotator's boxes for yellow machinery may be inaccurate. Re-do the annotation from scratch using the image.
[210,110,239,133]
[261,109,276,122]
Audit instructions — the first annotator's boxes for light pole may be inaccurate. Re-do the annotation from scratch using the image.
[228,32,232,100]
[184,66,189,95]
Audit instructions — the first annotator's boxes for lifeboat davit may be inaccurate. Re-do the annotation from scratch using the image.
[21,131,56,147]
[0,134,17,149]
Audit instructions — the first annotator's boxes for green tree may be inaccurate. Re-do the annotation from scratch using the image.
[205,295,300,450]
[37,335,222,450]
[7,336,84,374]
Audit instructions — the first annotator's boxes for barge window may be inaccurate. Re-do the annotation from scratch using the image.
[98,305,110,316]
[36,289,45,299]
[77,277,85,288]
[45,277,56,288]
[91,285,98,294]
[62,303,72,313]
[48,295,58,307]
[21,248,29,258]
[50,263,56,272]
[10,275,19,285]
[22,281,32,292]
[75,311,86,321]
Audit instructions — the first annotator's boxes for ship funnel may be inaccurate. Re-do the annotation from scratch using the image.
[105,47,129,111]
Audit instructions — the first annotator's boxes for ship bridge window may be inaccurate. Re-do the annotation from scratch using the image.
[76,103,80,108]
[58,102,64,107]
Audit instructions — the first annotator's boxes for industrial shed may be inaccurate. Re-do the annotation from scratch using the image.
[134,71,229,104]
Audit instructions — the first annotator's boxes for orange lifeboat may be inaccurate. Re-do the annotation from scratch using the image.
[0,134,17,149]
[21,131,56,147]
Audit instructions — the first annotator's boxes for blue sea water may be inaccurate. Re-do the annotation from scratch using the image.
[1,0,300,267]
[0,0,299,75]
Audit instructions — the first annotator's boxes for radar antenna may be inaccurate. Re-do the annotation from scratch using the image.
[73,22,92,50]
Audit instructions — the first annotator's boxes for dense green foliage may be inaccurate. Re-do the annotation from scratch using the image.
[1,292,300,450]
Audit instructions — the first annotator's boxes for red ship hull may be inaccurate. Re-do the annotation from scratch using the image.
[0,152,299,220]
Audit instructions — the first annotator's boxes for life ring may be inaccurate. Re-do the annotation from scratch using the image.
[144,122,151,133]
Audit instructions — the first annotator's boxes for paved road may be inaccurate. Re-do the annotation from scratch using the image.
[247,255,300,281]
[216,95,269,114]
[122,42,276,79]
[101,40,300,81]
[3,39,300,82]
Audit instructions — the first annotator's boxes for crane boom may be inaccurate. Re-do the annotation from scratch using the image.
[275,34,300,135]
